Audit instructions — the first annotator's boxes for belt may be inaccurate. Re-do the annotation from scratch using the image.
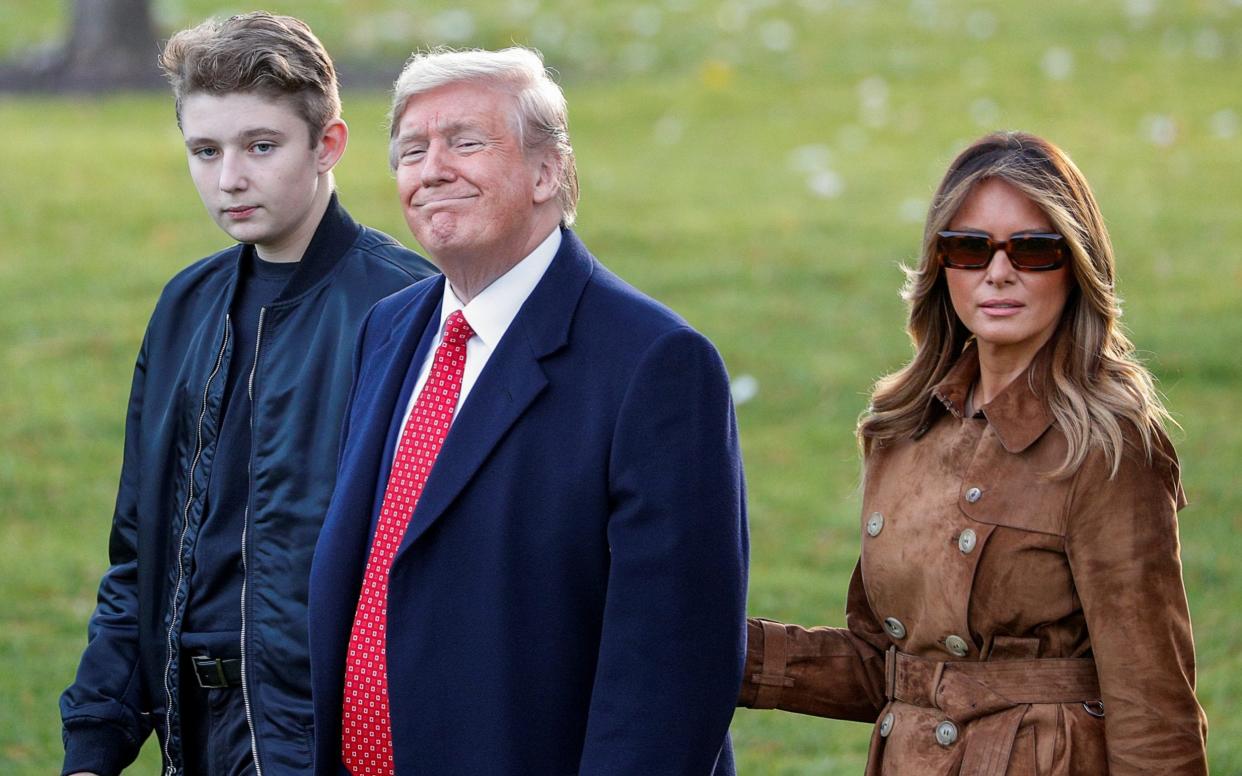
[189,655,244,689]
[874,647,1101,776]
[885,647,1099,715]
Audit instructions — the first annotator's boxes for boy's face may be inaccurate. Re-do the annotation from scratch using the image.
[180,92,329,260]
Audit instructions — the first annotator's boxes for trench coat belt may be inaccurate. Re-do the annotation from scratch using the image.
[882,647,1101,776]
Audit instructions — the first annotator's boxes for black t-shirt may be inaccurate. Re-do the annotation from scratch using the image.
[181,253,297,655]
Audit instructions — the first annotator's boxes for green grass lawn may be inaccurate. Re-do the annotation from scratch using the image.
[2,1,1239,773]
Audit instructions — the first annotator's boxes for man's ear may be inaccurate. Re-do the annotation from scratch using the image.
[531,151,562,206]
[316,118,349,174]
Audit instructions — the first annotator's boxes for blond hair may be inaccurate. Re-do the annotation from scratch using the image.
[387,46,579,227]
[859,131,1172,478]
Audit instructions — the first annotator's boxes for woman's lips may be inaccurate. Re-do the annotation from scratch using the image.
[979,299,1024,317]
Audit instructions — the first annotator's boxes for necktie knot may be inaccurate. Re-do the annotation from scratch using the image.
[443,309,475,348]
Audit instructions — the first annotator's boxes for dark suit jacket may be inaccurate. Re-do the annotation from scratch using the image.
[308,229,748,775]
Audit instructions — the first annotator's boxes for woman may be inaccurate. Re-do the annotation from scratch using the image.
[740,132,1208,774]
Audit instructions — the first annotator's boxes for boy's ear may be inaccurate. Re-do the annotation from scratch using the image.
[316,118,349,174]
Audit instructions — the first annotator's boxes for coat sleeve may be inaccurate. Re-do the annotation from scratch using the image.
[737,561,889,722]
[59,332,154,776]
[576,327,748,775]
[1064,430,1208,775]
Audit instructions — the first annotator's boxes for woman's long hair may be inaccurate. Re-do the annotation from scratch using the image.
[858,131,1172,478]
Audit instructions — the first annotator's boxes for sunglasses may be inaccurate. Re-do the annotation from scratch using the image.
[936,230,1069,271]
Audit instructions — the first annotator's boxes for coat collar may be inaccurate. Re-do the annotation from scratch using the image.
[925,341,1056,453]
[234,191,361,304]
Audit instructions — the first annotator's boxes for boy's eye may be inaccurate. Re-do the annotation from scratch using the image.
[193,147,218,159]
[252,142,275,153]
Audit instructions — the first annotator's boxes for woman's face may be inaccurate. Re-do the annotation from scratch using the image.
[944,177,1073,365]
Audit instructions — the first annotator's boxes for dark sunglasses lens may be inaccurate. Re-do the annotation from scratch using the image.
[1007,236,1066,269]
[940,235,992,268]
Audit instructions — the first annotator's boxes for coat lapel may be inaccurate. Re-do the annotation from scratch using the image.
[395,229,595,554]
[337,277,445,549]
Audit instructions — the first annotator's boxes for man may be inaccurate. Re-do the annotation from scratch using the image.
[308,47,748,775]
[59,13,435,776]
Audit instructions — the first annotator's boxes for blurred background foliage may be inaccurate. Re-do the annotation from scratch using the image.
[1,0,1239,773]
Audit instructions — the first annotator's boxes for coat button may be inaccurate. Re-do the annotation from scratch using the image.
[883,617,906,640]
[945,634,969,657]
[935,720,959,746]
[866,512,884,537]
[957,528,977,554]
[965,487,982,503]
[879,712,895,737]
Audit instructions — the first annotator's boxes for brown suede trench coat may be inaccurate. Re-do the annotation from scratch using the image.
[740,345,1208,775]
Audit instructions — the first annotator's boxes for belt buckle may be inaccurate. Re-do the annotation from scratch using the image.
[192,655,229,689]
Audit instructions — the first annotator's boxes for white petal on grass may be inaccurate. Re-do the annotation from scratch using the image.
[717,1,749,33]
[966,10,997,40]
[837,124,869,153]
[960,56,991,88]
[899,198,927,224]
[1097,34,1125,62]
[1193,27,1224,59]
[730,374,760,406]
[970,98,1000,128]
[1124,0,1157,26]
[788,144,833,173]
[760,19,796,52]
[347,11,414,50]
[653,114,686,146]
[430,9,476,42]
[1210,109,1238,139]
[858,75,890,128]
[798,0,834,12]
[1041,47,1074,80]
[908,0,940,30]
[889,46,919,70]
[621,42,657,73]
[1161,28,1187,58]
[1141,114,1177,147]
[507,0,539,20]
[566,32,603,66]
[808,169,845,199]
[532,14,568,47]
[631,5,663,37]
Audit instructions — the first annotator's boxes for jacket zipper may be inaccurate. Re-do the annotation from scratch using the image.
[161,316,230,776]
[240,307,266,776]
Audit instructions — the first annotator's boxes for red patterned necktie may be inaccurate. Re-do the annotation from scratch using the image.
[341,309,474,775]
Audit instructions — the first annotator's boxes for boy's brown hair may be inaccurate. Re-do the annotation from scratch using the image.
[159,12,340,145]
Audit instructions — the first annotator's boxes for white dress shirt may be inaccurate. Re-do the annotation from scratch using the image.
[394,227,561,452]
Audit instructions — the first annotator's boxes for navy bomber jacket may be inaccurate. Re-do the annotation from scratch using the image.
[60,195,436,776]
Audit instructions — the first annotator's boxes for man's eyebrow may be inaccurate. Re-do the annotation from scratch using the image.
[183,127,288,147]
[396,119,486,144]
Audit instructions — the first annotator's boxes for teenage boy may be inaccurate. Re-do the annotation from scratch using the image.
[59,13,434,776]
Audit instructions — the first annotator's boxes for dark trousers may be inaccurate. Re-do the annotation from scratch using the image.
[180,656,256,776]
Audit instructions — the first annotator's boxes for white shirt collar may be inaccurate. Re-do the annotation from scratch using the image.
[437,227,561,347]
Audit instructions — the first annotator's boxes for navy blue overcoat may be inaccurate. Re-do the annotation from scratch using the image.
[308,229,748,775]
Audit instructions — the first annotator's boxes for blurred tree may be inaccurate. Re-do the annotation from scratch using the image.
[0,0,163,91]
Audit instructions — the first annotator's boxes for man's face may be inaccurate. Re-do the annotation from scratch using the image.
[180,92,327,259]
[393,81,557,269]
